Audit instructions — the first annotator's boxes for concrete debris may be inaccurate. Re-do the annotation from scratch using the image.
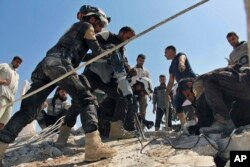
[2,131,217,167]
[218,125,250,159]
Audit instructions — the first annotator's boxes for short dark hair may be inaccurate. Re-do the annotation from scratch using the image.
[12,56,23,63]
[166,45,176,53]
[137,54,146,59]
[159,74,166,78]
[226,32,238,38]
[119,26,135,35]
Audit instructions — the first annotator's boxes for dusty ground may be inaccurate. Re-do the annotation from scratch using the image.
[3,131,216,167]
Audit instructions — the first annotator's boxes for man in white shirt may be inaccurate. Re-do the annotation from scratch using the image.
[131,54,150,120]
[0,56,22,129]
[226,32,249,67]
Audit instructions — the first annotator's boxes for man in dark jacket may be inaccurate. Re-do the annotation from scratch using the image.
[153,75,172,131]
[57,26,137,141]
[0,5,117,165]
[177,66,250,135]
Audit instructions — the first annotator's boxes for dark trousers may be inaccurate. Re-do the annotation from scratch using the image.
[64,69,127,128]
[37,110,66,127]
[173,90,186,113]
[203,69,250,120]
[155,107,172,128]
[0,57,97,143]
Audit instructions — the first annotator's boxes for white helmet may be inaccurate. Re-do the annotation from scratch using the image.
[79,5,110,28]
[136,77,153,95]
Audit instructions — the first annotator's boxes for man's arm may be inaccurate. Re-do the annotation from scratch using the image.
[178,54,187,72]
[0,64,11,85]
[166,73,175,96]
[83,25,105,57]
[0,79,11,85]
[152,87,157,113]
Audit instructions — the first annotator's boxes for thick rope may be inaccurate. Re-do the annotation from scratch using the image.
[0,0,209,110]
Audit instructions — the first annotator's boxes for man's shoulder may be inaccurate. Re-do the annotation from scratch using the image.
[96,31,112,40]
[177,52,186,57]
[73,21,90,27]
[155,85,166,89]
[0,63,11,71]
[0,63,9,67]
[71,21,93,33]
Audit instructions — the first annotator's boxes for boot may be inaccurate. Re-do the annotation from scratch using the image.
[109,120,136,140]
[200,119,235,135]
[155,127,160,131]
[56,125,71,145]
[85,130,117,161]
[0,141,8,167]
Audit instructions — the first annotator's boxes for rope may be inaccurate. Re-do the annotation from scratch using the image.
[0,0,209,109]
[8,116,65,149]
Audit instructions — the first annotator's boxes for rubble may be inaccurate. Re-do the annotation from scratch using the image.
[2,131,216,167]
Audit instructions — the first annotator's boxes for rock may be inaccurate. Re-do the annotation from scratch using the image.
[167,151,216,167]
[74,135,85,146]
[167,135,218,156]
[14,155,36,164]
[3,130,217,167]
[225,160,230,167]
[47,158,53,161]
[219,125,250,159]
[18,147,30,155]
[44,146,63,156]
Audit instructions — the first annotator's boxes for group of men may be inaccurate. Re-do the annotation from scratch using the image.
[0,4,155,165]
[167,31,250,136]
[150,31,249,135]
[0,3,249,166]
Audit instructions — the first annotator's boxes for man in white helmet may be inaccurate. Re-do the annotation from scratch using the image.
[56,26,137,142]
[0,5,117,165]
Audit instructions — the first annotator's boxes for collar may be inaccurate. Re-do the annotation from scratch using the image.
[9,63,16,71]
[136,65,143,69]
[234,41,246,49]
[160,83,166,87]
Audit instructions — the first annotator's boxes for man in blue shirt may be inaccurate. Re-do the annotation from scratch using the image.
[164,45,196,132]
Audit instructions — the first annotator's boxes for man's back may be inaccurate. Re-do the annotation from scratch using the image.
[169,53,196,82]
[229,41,248,67]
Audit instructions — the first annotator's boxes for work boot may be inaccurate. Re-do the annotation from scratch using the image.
[0,141,8,167]
[155,127,160,131]
[200,119,235,135]
[109,120,136,140]
[85,130,117,161]
[56,125,71,145]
